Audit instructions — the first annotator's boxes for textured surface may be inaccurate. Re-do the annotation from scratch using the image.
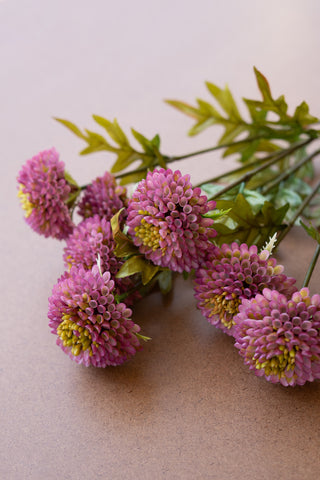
[2,1,320,479]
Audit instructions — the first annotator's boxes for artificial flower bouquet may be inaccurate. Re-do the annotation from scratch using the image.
[17,68,320,387]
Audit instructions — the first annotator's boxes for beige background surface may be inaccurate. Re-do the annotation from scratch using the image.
[2,1,320,479]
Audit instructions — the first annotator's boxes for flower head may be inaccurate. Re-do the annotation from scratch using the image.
[63,215,142,305]
[194,243,297,335]
[17,148,74,239]
[77,171,127,221]
[63,215,119,274]
[48,265,142,367]
[126,168,216,273]
[234,288,320,386]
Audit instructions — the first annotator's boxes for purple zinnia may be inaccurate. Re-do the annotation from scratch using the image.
[194,243,297,335]
[17,148,74,239]
[77,171,127,220]
[234,288,320,386]
[48,265,142,367]
[126,168,216,273]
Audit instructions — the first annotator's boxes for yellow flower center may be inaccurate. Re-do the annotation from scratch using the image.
[57,313,98,357]
[17,184,34,218]
[205,292,241,330]
[135,216,161,251]
[254,345,298,380]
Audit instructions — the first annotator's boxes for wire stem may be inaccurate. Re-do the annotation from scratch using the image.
[302,244,320,288]
[276,178,320,246]
[206,139,312,200]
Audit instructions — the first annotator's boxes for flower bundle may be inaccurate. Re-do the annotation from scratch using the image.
[17,68,320,386]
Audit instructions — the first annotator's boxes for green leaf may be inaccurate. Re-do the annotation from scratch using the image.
[214,194,289,248]
[151,134,161,149]
[165,100,201,119]
[293,101,319,127]
[203,208,232,220]
[64,171,79,188]
[93,115,130,147]
[157,269,173,294]
[110,151,140,173]
[84,129,115,150]
[300,221,320,244]
[116,255,160,285]
[110,209,137,257]
[119,170,148,186]
[253,67,288,118]
[54,118,87,140]
[206,82,242,121]
[131,128,154,154]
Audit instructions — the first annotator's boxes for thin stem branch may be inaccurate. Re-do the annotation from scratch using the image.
[302,244,320,288]
[276,178,320,246]
[168,135,263,161]
[206,139,313,200]
[261,149,320,195]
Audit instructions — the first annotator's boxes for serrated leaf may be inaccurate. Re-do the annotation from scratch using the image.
[84,129,115,150]
[196,98,224,120]
[218,124,247,145]
[55,118,87,140]
[206,82,242,121]
[131,128,154,154]
[93,115,130,147]
[293,101,319,126]
[253,67,288,118]
[188,118,217,136]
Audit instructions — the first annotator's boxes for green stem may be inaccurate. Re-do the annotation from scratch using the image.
[261,149,320,195]
[168,135,263,161]
[207,139,312,200]
[276,178,320,246]
[302,244,320,288]
[114,136,265,181]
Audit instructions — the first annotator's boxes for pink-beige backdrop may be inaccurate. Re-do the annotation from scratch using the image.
[2,1,320,479]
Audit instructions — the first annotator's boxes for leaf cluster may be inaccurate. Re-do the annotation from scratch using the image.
[55,116,167,185]
[166,67,319,163]
[210,192,289,249]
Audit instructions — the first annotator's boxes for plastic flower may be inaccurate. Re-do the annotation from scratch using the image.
[17,148,74,239]
[48,265,142,367]
[194,243,297,335]
[234,288,320,386]
[126,168,216,273]
[77,171,127,220]
[63,215,120,274]
[63,215,141,305]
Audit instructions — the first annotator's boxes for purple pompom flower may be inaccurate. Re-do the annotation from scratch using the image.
[194,243,297,335]
[63,215,120,274]
[234,288,320,386]
[77,171,127,221]
[17,148,75,239]
[48,265,142,367]
[126,168,216,273]
[63,215,142,305]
